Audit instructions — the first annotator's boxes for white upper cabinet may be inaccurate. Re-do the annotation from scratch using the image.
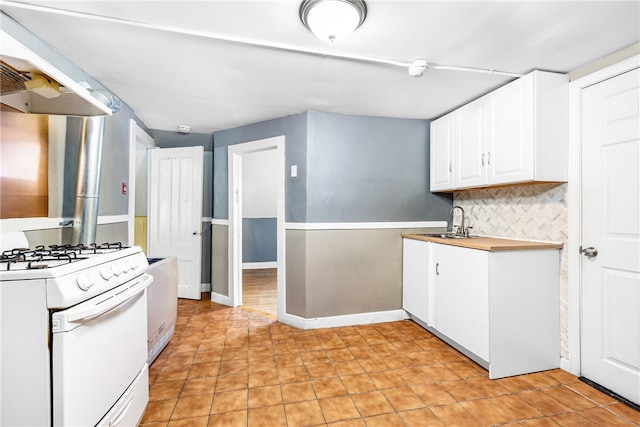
[429,111,456,191]
[455,98,486,188]
[430,70,568,192]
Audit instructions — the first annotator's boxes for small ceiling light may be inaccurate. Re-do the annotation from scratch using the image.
[177,125,191,134]
[300,0,367,43]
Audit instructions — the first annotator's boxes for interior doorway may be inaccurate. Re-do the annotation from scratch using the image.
[127,120,155,249]
[228,136,285,320]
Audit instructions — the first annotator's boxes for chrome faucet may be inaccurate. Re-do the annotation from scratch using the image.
[450,205,465,235]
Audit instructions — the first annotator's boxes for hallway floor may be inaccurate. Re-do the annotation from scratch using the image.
[242,269,277,318]
[141,295,639,426]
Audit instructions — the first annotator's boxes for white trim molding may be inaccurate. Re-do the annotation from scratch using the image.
[243,262,277,270]
[210,291,233,306]
[0,214,129,232]
[215,220,446,230]
[567,54,640,376]
[285,221,447,230]
[97,215,129,224]
[278,309,409,330]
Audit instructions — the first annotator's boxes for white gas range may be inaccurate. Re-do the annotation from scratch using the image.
[0,236,152,426]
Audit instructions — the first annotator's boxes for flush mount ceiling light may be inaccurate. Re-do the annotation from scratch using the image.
[300,0,367,43]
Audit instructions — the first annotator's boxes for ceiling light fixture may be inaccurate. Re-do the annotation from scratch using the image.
[300,0,367,43]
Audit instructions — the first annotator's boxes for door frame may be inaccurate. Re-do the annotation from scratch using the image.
[228,136,286,318]
[567,54,640,375]
[127,119,155,247]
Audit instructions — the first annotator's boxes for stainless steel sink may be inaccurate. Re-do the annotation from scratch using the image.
[419,233,482,239]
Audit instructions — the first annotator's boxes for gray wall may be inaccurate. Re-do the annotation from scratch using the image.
[213,111,453,319]
[63,114,137,218]
[306,111,452,221]
[213,112,309,221]
[213,111,452,222]
[243,218,276,263]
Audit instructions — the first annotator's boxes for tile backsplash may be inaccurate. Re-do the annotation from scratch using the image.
[454,183,569,358]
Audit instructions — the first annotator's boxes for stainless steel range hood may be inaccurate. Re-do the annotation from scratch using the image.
[0,29,113,116]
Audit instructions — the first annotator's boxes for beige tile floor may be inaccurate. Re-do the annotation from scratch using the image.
[141,294,639,426]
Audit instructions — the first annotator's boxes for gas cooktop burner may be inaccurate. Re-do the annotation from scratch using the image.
[0,242,128,271]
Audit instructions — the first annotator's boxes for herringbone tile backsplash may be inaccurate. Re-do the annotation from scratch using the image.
[454,183,569,358]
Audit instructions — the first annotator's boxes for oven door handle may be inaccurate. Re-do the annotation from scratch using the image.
[64,274,153,326]
[108,391,134,427]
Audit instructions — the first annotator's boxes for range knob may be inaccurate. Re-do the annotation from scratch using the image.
[77,273,95,291]
[119,260,130,272]
[100,267,113,280]
[110,263,122,276]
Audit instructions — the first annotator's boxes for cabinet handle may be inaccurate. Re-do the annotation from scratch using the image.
[436,262,439,275]
[481,153,485,166]
[449,161,453,173]
[487,152,491,165]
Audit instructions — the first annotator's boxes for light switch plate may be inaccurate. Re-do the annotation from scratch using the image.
[291,165,298,177]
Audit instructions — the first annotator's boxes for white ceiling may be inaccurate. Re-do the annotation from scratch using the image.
[2,1,639,133]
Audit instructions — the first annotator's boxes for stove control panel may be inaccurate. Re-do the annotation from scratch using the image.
[47,248,149,308]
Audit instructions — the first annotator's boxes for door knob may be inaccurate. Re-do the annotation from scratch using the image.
[580,246,598,258]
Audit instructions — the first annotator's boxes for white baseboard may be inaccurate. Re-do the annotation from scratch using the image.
[560,357,579,376]
[210,291,233,306]
[200,282,211,292]
[278,309,409,330]
[243,262,277,270]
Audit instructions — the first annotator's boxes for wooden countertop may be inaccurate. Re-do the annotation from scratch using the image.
[402,233,563,252]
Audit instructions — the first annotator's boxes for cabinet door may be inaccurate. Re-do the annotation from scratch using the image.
[434,244,489,361]
[402,239,430,323]
[486,74,534,185]
[456,99,486,188]
[430,112,455,191]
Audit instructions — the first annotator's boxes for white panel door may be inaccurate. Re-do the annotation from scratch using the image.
[581,68,639,404]
[148,146,204,300]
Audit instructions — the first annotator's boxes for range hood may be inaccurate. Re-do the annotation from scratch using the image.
[0,29,113,116]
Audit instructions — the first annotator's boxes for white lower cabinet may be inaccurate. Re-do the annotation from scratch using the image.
[433,244,489,362]
[402,238,432,325]
[402,238,560,379]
